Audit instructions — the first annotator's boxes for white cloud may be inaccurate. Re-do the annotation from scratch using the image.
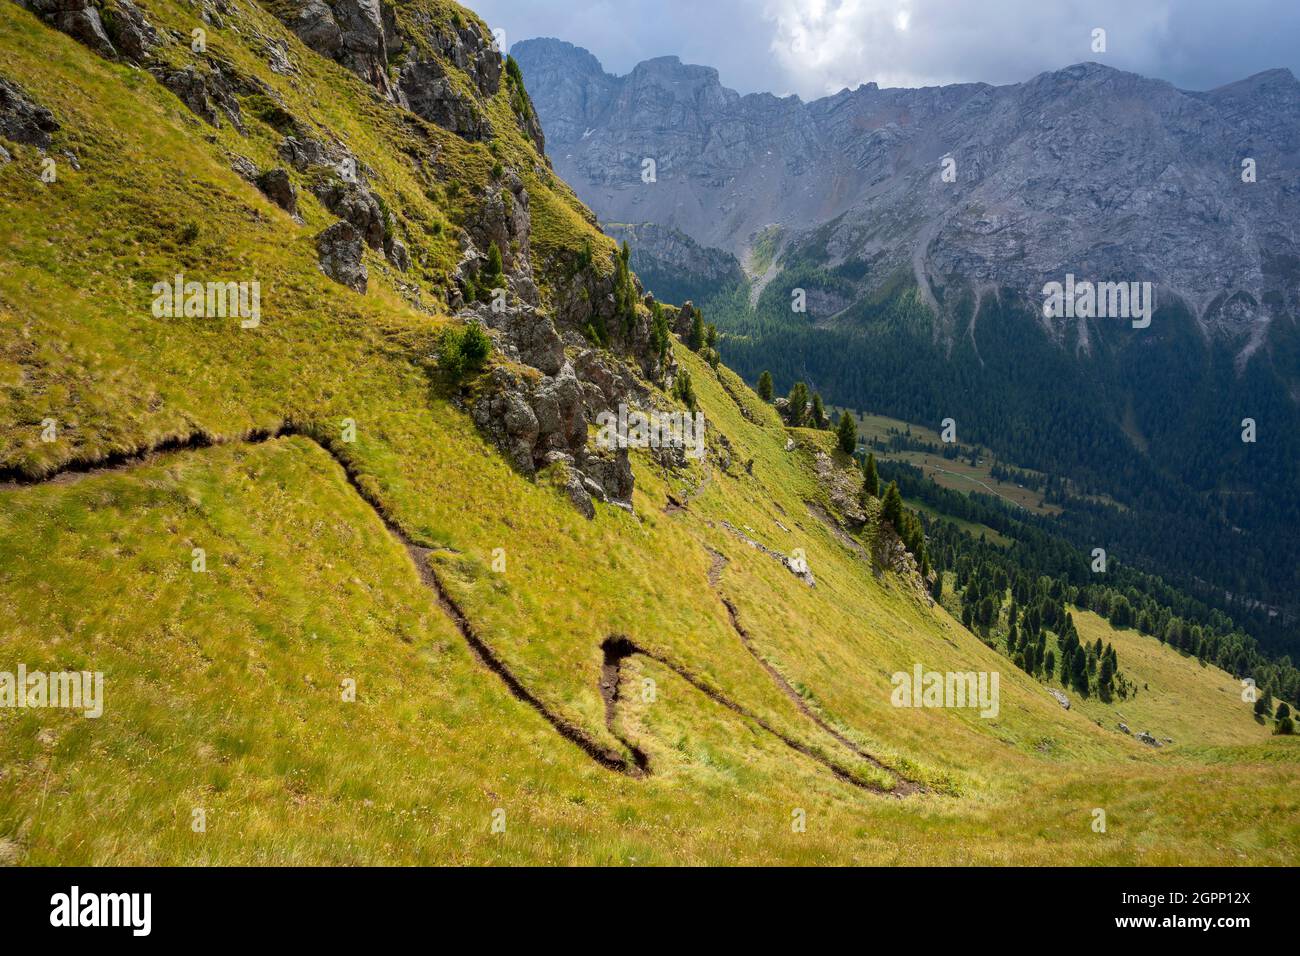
[762,0,1180,97]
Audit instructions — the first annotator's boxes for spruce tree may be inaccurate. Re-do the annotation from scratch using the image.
[786,382,809,425]
[881,480,904,531]
[688,307,705,352]
[861,452,879,498]
[836,410,857,454]
[811,392,828,429]
[757,370,773,402]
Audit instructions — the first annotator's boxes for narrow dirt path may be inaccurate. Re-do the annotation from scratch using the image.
[706,549,923,796]
[599,635,899,794]
[2,425,920,797]
[2,425,635,775]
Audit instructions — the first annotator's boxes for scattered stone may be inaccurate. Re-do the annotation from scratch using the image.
[1118,722,1131,734]
[1135,730,1162,747]
[1048,688,1070,710]
[720,520,815,587]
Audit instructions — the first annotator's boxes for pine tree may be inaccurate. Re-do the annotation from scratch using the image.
[836,410,857,454]
[881,480,904,531]
[861,452,879,498]
[786,382,809,425]
[688,307,705,352]
[757,370,773,402]
[673,368,697,411]
[811,392,828,429]
[650,302,670,364]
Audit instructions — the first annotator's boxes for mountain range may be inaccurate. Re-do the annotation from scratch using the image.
[514,38,1300,651]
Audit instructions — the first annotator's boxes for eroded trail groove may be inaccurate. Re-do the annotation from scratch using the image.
[2,427,917,795]
[599,635,907,794]
[707,550,923,796]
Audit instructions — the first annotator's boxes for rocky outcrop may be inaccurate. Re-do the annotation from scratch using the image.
[1048,689,1070,710]
[813,450,866,526]
[16,0,161,62]
[100,0,160,62]
[277,132,408,270]
[459,170,537,304]
[470,361,635,516]
[313,178,386,249]
[0,77,59,149]
[152,63,245,133]
[286,0,400,100]
[16,0,115,58]
[397,57,490,140]
[271,0,508,141]
[316,220,367,293]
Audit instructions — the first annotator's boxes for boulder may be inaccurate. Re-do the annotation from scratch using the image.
[255,168,298,216]
[0,77,59,149]
[316,220,367,293]
[16,0,119,59]
[312,178,385,249]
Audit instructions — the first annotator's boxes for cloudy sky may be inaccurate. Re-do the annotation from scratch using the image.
[471,0,1300,99]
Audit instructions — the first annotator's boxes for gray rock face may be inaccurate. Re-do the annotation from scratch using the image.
[514,39,1300,353]
[286,0,399,99]
[316,220,367,293]
[0,76,59,149]
[397,57,491,140]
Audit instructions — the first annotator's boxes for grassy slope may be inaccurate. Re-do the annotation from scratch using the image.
[0,0,1297,864]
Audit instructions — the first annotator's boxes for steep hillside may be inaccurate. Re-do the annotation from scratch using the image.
[1,0,1298,865]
